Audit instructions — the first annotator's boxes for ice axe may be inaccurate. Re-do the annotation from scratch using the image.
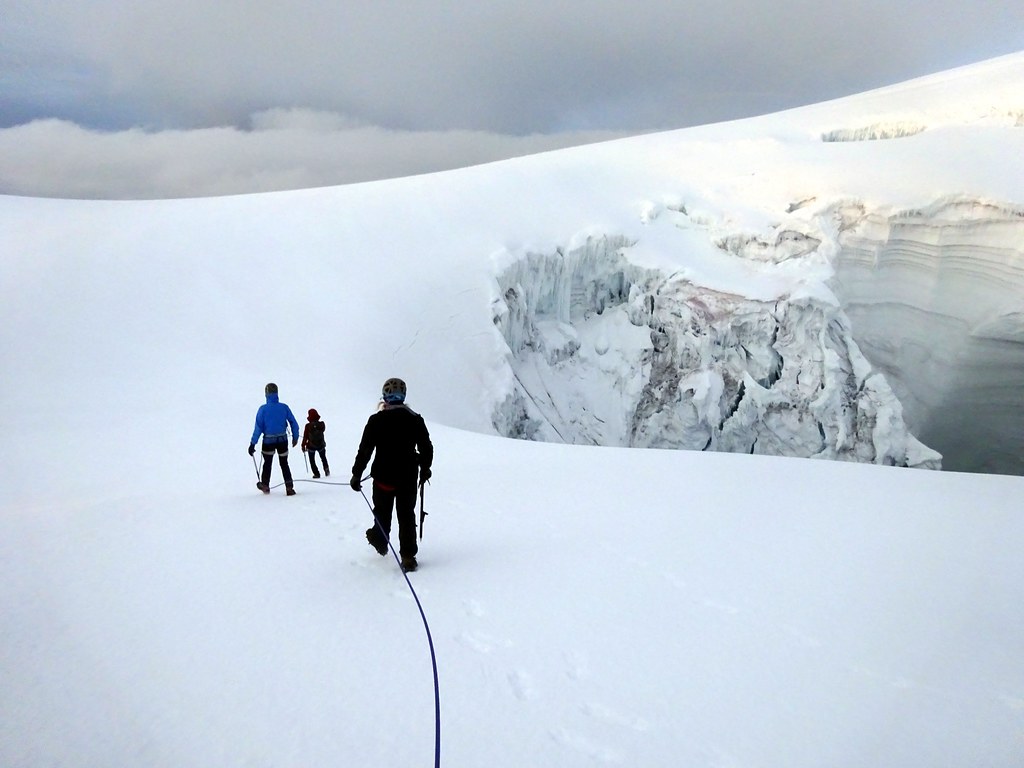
[419,481,428,540]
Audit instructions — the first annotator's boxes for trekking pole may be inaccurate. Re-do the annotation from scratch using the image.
[303,449,309,475]
[251,453,260,479]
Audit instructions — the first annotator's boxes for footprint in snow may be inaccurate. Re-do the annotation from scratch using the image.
[563,650,591,681]
[456,631,509,654]
[549,727,622,764]
[508,670,538,701]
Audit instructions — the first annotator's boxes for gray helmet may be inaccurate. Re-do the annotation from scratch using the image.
[265,382,278,395]
[381,377,407,403]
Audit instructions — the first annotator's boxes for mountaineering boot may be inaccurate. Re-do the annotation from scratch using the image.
[286,486,296,496]
[256,482,270,494]
[401,556,418,573]
[312,471,320,479]
[366,527,388,556]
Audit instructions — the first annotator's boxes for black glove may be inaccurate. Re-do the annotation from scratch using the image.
[248,443,256,456]
[420,467,432,483]
[350,476,361,492]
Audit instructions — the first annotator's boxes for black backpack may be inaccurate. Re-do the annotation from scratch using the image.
[305,420,326,450]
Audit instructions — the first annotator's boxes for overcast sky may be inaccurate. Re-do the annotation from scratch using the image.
[2,0,1022,198]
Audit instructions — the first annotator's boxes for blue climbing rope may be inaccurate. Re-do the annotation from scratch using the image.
[359,484,442,768]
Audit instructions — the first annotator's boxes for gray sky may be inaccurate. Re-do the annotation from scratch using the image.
[2,0,1022,198]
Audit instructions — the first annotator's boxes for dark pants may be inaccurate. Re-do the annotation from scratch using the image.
[307,448,329,475]
[371,482,418,558]
[261,440,293,488]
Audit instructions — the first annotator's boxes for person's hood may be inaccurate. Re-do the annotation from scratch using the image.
[265,392,280,405]
[308,408,320,421]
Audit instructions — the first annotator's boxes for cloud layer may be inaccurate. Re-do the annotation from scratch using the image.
[2,0,1021,197]
[0,113,627,198]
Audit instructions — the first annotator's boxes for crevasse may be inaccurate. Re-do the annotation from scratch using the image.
[829,198,1024,474]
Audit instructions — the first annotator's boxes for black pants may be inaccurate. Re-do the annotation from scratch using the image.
[372,482,418,558]
[261,440,294,488]
[307,448,329,475]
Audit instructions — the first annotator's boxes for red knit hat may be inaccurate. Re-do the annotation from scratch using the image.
[308,408,320,421]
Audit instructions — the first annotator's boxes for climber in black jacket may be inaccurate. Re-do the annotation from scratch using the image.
[350,377,433,572]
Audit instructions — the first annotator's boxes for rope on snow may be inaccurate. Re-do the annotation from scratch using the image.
[262,473,442,767]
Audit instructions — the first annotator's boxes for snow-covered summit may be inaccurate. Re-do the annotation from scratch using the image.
[2,53,1024,768]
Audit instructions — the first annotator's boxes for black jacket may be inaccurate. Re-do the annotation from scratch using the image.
[351,404,433,487]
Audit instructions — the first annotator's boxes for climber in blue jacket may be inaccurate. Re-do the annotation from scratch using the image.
[249,382,300,496]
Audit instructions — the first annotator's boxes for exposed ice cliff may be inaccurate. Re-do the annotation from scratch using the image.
[828,198,1024,474]
[490,235,941,469]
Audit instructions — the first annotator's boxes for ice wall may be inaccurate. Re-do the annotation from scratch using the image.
[829,198,1024,474]
[491,236,940,469]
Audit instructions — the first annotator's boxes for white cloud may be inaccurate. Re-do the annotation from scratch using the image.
[0,117,629,198]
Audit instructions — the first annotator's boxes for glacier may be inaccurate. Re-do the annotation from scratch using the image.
[1,52,1020,485]
[475,51,1024,474]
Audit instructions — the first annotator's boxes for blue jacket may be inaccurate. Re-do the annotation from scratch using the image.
[251,392,300,446]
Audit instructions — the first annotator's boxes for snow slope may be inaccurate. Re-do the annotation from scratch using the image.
[2,53,1024,767]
